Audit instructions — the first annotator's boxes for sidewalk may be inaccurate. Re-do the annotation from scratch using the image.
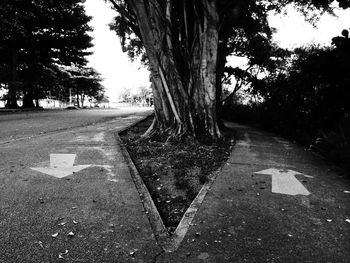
[155,122,350,262]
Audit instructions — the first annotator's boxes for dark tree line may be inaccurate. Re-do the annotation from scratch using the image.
[246,29,350,137]
[0,0,104,108]
[221,28,350,171]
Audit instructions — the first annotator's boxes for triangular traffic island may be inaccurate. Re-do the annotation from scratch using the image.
[118,116,233,252]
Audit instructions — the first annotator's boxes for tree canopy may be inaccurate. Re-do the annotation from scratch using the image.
[0,0,102,108]
[107,0,349,140]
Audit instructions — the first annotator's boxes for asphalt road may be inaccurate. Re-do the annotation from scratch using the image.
[0,108,151,144]
[1,109,349,262]
[0,107,161,262]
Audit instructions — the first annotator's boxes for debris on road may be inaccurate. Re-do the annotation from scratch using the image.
[58,250,69,259]
[198,252,210,260]
[345,219,350,224]
[68,232,75,237]
[130,250,138,257]
[51,232,59,238]
[36,241,44,248]
[326,219,333,223]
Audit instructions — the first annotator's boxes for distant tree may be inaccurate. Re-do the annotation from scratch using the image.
[67,67,105,108]
[0,0,93,108]
[107,0,349,139]
[118,87,132,103]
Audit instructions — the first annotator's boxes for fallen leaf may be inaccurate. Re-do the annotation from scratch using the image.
[37,241,44,248]
[326,219,332,223]
[198,252,210,260]
[68,232,74,237]
[58,250,68,259]
[346,219,350,224]
[51,232,59,238]
[73,220,78,224]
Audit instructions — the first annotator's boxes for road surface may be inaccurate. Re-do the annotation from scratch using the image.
[0,108,162,262]
[0,108,151,144]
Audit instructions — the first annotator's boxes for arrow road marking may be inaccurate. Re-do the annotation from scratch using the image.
[31,154,91,178]
[255,168,312,196]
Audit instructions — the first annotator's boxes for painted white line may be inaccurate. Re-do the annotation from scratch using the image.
[255,168,312,196]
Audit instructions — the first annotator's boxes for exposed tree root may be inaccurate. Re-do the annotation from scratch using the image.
[142,117,157,138]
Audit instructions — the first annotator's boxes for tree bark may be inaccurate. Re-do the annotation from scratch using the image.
[22,91,35,108]
[5,48,19,109]
[123,0,221,139]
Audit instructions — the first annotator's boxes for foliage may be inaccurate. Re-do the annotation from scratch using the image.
[118,85,152,105]
[0,0,100,108]
[309,121,350,174]
[256,30,350,134]
[67,67,105,106]
[106,0,348,139]
[224,28,350,171]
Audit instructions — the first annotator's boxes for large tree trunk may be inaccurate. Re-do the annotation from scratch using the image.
[128,0,221,139]
[76,94,80,108]
[22,87,35,108]
[22,93,35,108]
[5,48,19,109]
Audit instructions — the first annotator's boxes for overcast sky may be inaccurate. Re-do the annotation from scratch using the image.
[84,0,350,101]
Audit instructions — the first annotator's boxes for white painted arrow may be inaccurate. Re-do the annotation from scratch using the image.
[254,168,312,196]
[31,154,91,178]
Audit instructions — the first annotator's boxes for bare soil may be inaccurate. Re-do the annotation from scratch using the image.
[119,116,232,232]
